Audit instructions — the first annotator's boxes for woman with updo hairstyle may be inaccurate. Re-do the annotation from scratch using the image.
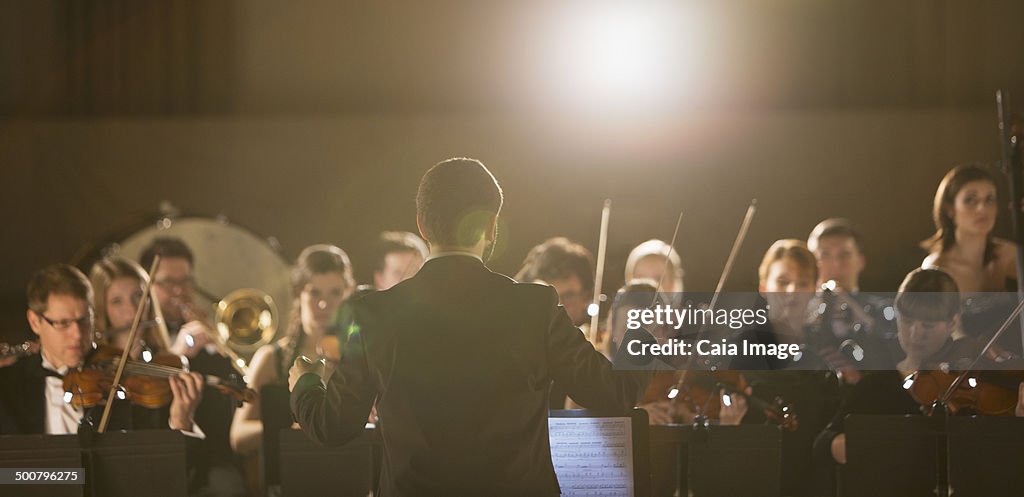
[90,256,172,356]
[230,244,355,456]
[922,164,1018,293]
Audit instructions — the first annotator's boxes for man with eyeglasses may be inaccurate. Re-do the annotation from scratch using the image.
[514,237,595,327]
[0,263,204,436]
[138,237,249,497]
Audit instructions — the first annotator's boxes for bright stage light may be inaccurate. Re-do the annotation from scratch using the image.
[543,1,702,112]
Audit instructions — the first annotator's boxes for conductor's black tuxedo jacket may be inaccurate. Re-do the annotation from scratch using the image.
[291,254,651,497]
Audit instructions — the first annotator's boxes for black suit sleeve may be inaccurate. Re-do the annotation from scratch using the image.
[290,329,376,447]
[543,288,653,412]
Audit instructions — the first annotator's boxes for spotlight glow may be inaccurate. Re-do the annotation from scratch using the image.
[545,1,702,112]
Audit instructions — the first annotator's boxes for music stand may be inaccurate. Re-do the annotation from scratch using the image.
[548,408,650,497]
[81,429,188,497]
[947,416,1024,497]
[0,434,83,497]
[648,424,690,497]
[258,384,292,492]
[686,424,782,497]
[277,428,376,497]
[843,415,937,497]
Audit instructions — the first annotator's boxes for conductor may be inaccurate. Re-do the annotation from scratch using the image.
[289,157,652,496]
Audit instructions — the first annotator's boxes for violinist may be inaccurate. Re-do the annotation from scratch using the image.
[725,239,842,497]
[0,263,203,436]
[230,244,355,455]
[515,237,595,410]
[816,268,1024,467]
[372,231,428,290]
[139,237,248,497]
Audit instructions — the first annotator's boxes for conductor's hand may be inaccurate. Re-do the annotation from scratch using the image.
[289,356,323,392]
[169,372,204,431]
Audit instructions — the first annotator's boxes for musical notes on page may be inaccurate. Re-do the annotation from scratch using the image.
[548,417,634,497]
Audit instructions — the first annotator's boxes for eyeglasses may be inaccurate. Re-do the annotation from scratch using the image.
[35,310,94,330]
[154,277,195,290]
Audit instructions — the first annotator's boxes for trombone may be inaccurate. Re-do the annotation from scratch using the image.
[151,286,278,379]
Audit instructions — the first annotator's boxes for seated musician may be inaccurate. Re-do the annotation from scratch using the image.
[516,237,596,410]
[515,237,595,327]
[721,239,843,496]
[230,244,355,455]
[0,263,203,436]
[372,231,428,290]
[90,256,173,357]
[808,219,896,382]
[140,237,248,497]
[816,268,1024,466]
[602,279,684,425]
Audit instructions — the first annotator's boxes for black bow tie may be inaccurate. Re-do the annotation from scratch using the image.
[41,367,64,380]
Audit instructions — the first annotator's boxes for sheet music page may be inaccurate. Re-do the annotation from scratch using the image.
[548,416,634,497]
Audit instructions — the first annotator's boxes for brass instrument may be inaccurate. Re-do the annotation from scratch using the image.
[215,288,279,358]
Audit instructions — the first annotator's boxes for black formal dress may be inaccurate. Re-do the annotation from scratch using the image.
[291,254,652,497]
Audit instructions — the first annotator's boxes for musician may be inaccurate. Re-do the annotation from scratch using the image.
[90,256,173,356]
[139,237,248,497]
[372,231,428,290]
[816,268,1024,467]
[0,264,203,436]
[140,237,215,357]
[515,236,595,327]
[723,239,842,496]
[230,244,354,455]
[808,219,897,376]
[921,164,1018,294]
[289,157,653,496]
[624,238,683,293]
[920,164,1024,357]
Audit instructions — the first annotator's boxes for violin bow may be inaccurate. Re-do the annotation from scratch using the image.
[937,295,1024,410]
[98,255,161,434]
[669,200,757,407]
[587,199,612,344]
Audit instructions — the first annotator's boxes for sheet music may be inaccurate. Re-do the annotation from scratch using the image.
[548,416,633,497]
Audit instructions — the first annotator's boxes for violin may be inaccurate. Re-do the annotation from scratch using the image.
[904,336,1024,416]
[63,344,256,410]
[653,370,798,430]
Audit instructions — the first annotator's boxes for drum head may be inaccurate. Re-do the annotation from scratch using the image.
[106,216,292,356]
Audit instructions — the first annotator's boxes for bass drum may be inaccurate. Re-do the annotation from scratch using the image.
[103,216,292,360]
